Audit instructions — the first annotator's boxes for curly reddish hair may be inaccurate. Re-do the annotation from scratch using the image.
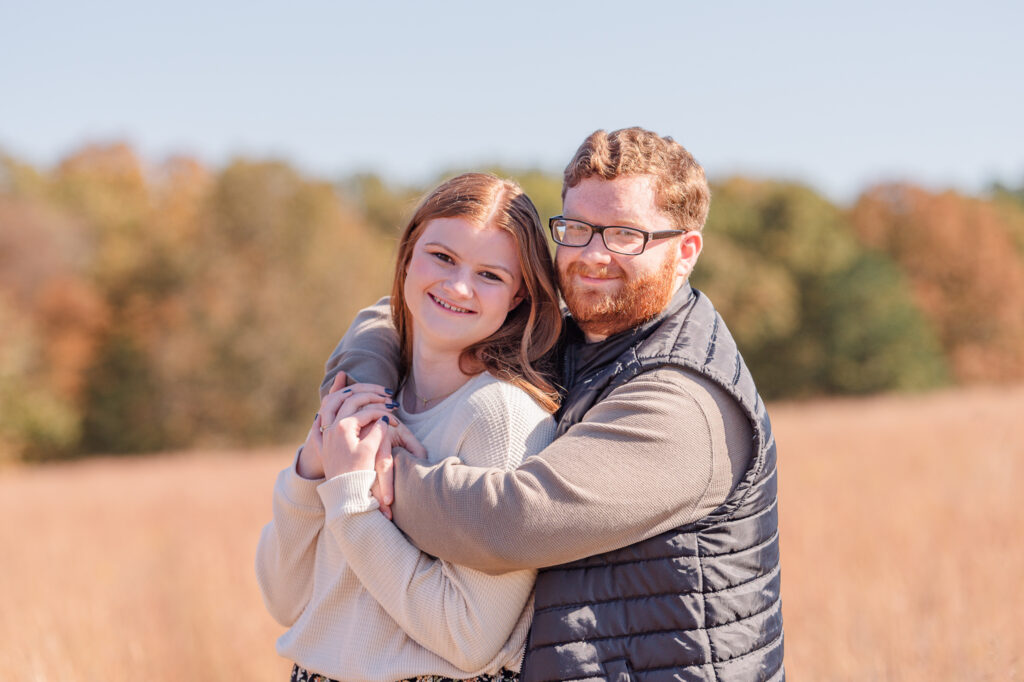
[563,127,711,232]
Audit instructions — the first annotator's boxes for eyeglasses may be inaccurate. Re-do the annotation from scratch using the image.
[548,216,685,255]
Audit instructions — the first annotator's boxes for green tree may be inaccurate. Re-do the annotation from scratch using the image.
[693,178,947,398]
[339,173,422,235]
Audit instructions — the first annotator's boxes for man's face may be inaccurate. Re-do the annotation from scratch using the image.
[556,174,694,341]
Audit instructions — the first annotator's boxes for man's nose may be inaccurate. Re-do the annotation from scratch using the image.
[579,233,613,264]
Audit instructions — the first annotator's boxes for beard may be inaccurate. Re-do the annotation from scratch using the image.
[558,250,680,339]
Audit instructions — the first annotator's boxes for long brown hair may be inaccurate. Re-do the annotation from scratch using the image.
[390,173,562,412]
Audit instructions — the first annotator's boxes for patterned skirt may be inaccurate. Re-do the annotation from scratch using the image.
[290,664,519,682]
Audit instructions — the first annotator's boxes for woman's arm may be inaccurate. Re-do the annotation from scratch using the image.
[254,448,326,627]
[318,387,554,672]
[320,472,536,672]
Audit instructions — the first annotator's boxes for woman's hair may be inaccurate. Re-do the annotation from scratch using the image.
[390,172,562,412]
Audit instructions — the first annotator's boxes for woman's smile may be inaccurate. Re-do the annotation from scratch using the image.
[404,216,523,356]
[428,292,476,315]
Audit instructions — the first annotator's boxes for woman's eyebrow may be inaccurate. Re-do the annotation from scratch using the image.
[480,262,514,277]
[423,241,513,277]
[423,240,458,257]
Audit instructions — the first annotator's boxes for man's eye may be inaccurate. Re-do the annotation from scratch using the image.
[608,228,644,244]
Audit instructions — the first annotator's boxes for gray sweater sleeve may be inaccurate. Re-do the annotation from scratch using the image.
[319,296,400,399]
[391,366,754,573]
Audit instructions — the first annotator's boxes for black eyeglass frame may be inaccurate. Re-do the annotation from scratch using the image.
[548,216,686,255]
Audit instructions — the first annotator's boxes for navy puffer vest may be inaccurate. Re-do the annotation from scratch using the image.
[522,286,784,682]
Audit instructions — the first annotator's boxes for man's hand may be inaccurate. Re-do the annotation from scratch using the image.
[370,416,427,520]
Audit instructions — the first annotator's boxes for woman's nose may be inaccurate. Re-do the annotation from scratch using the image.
[442,270,472,298]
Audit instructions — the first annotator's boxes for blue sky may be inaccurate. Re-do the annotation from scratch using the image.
[1,0,1021,202]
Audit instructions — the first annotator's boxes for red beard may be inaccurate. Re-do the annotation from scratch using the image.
[558,252,679,339]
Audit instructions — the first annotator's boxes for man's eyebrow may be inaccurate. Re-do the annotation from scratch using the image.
[563,215,645,230]
[423,241,513,277]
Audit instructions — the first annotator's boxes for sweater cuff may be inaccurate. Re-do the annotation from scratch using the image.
[318,470,379,518]
[280,446,324,508]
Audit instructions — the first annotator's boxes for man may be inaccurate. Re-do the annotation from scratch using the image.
[324,128,784,681]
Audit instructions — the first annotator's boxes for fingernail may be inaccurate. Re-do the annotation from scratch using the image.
[384,495,393,505]
[381,415,390,425]
[342,388,351,394]
[384,388,394,395]
[387,401,398,409]
[313,412,319,421]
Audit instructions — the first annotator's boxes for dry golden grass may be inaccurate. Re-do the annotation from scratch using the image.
[1,385,1021,681]
[774,384,1023,681]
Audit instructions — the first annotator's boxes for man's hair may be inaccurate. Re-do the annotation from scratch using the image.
[391,172,562,412]
[563,127,711,232]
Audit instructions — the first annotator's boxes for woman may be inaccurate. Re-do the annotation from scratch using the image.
[255,173,563,682]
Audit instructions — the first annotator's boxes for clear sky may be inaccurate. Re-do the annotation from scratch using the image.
[2,0,1021,202]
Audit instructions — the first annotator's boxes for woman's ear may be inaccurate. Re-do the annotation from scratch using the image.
[509,287,526,312]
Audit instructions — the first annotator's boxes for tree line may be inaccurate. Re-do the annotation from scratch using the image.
[2,144,1023,462]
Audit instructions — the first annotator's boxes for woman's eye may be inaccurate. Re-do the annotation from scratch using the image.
[431,252,454,264]
[479,271,502,282]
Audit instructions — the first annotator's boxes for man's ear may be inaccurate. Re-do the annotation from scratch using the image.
[677,231,703,277]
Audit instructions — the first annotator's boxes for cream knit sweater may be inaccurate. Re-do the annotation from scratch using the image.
[255,372,556,682]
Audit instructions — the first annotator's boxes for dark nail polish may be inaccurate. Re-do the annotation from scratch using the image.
[384,388,394,395]
[381,415,390,425]
[314,413,319,421]
[342,388,351,393]
[388,401,399,409]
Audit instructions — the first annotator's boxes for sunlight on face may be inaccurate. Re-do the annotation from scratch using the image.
[404,217,524,356]
[556,175,685,340]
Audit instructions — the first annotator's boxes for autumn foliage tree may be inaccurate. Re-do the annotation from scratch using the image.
[852,185,1024,382]
[3,148,1023,462]
[1,145,394,460]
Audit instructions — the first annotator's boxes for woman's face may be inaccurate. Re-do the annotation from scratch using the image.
[404,216,524,357]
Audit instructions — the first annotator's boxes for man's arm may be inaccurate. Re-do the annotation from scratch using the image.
[320,296,399,399]
[390,367,754,573]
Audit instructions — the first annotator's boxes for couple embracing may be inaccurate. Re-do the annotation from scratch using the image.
[256,127,784,682]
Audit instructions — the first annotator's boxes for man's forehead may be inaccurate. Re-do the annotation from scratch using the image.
[563,175,666,226]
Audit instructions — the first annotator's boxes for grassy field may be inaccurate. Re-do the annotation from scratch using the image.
[1,385,1021,681]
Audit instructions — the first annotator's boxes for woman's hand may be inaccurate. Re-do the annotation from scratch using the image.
[320,409,392,479]
[297,417,327,479]
[310,373,429,519]
[316,376,396,479]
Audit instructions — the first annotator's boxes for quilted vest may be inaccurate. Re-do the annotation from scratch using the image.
[521,286,785,682]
